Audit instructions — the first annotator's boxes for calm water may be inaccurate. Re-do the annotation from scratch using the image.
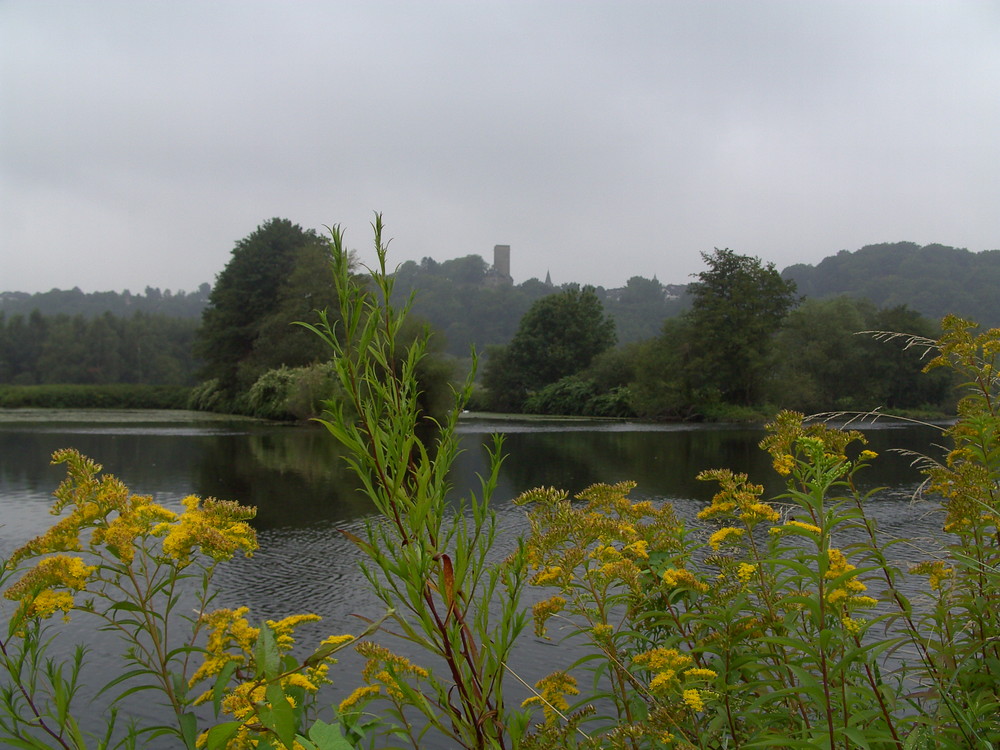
[0,409,951,744]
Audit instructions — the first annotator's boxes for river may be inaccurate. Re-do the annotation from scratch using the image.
[0,409,951,745]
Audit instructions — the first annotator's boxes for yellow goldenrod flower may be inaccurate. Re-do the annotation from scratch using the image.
[4,554,96,621]
[708,526,744,550]
[662,568,709,593]
[357,642,427,677]
[633,647,693,673]
[682,688,705,712]
[622,539,649,559]
[521,671,579,724]
[161,495,257,566]
[338,684,380,713]
[267,613,322,651]
[532,595,567,638]
[321,634,355,648]
[531,566,564,585]
[591,623,613,641]
[649,670,677,693]
[841,616,862,634]
[740,502,780,523]
[783,519,823,534]
[25,589,76,620]
[910,560,955,592]
[189,607,260,696]
[736,562,757,583]
[773,454,795,476]
[827,588,848,605]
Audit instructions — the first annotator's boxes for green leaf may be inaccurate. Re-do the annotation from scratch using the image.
[264,681,297,748]
[203,721,243,750]
[179,711,198,750]
[254,623,280,680]
[211,659,240,717]
[308,720,356,750]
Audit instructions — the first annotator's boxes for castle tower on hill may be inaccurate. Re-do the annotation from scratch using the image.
[485,244,513,287]
[493,245,510,277]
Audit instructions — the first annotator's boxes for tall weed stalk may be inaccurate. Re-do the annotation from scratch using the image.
[302,215,530,749]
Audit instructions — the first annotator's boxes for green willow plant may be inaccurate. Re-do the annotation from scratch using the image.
[300,215,531,750]
[0,450,361,750]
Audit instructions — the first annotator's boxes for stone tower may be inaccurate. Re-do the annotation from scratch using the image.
[493,244,511,278]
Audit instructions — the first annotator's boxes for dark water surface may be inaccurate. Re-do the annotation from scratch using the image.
[0,409,950,743]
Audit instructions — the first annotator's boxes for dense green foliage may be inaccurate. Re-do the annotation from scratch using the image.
[493,251,950,420]
[195,218,337,395]
[189,218,459,422]
[685,248,799,406]
[770,297,952,413]
[0,284,210,319]
[481,285,617,412]
[0,384,190,409]
[0,310,199,386]
[783,241,1000,327]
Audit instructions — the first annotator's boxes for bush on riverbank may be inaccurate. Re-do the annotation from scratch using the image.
[0,383,191,409]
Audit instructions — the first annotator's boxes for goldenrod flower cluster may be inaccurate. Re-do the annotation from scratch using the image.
[340,641,429,710]
[532,595,567,637]
[736,562,757,583]
[189,607,260,694]
[707,526,744,550]
[824,548,876,611]
[4,449,258,625]
[521,670,579,724]
[771,519,823,536]
[3,554,96,621]
[910,560,955,592]
[518,482,686,621]
[661,567,709,593]
[160,495,257,566]
[191,607,346,749]
[697,469,779,526]
[759,411,869,480]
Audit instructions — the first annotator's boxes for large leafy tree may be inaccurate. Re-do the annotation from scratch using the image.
[195,218,330,392]
[483,285,616,411]
[685,248,798,406]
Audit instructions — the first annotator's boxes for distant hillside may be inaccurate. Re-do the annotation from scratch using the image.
[0,285,211,319]
[782,242,1000,328]
[390,255,688,356]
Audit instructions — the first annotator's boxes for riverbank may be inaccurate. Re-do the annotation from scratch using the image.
[0,383,191,410]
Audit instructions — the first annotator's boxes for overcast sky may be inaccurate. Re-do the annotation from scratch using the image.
[2,1,999,294]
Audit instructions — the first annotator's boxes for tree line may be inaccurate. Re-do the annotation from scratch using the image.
[475,248,952,419]
[0,217,964,420]
[0,310,198,386]
[0,284,210,319]
[783,241,1000,327]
